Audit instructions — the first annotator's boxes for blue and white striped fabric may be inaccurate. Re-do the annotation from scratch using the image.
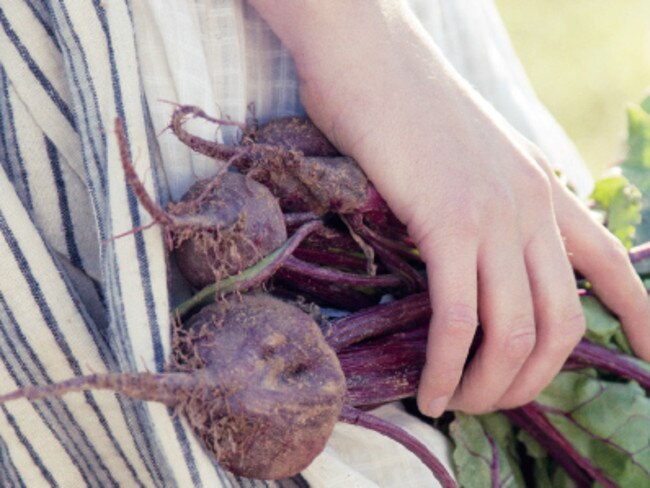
[0,1,590,487]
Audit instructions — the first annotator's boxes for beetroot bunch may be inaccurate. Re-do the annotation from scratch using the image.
[1,107,649,488]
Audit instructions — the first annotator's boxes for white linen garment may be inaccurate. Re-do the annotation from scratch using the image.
[0,1,590,487]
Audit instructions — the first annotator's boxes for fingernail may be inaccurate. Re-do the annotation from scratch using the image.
[426,396,448,417]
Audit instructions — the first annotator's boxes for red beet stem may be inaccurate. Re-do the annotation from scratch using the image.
[345,214,426,291]
[629,241,650,263]
[292,247,369,272]
[281,256,402,288]
[340,328,650,409]
[344,367,421,406]
[349,215,419,260]
[331,290,650,390]
[327,292,430,351]
[504,403,615,488]
[333,299,650,410]
[339,405,457,488]
[273,272,378,310]
[567,339,650,390]
[174,220,324,317]
[0,372,193,408]
[340,327,427,406]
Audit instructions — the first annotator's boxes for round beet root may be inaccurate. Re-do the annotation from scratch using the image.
[171,172,287,289]
[0,294,346,480]
[246,117,340,157]
[173,294,346,479]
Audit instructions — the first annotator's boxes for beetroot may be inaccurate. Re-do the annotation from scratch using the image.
[168,105,386,216]
[0,294,346,480]
[115,119,287,289]
[244,116,340,157]
[252,155,375,214]
[172,294,346,478]
[171,173,287,288]
[103,111,650,487]
[164,107,423,291]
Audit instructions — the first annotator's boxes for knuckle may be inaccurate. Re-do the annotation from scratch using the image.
[545,309,586,355]
[408,214,477,259]
[438,303,478,342]
[454,211,481,240]
[502,324,537,362]
[490,184,518,220]
[519,163,552,204]
[599,234,630,269]
[563,310,587,345]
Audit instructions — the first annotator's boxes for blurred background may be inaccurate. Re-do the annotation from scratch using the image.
[494,0,650,178]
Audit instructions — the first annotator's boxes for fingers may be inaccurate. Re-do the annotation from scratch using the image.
[497,225,585,408]
[415,154,650,418]
[417,191,582,416]
[447,232,536,414]
[416,233,478,418]
[555,188,650,361]
[418,186,592,415]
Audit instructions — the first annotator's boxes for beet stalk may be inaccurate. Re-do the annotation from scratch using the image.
[345,214,426,291]
[273,256,403,310]
[281,256,402,289]
[174,219,323,317]
[340,405,457,488]
[503,404,614,488]
[327,292,650,392]
[629,241,650,263]
[564,339,650,391]
[326,292,430,351]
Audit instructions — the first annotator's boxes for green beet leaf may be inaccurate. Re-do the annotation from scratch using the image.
[581,295,632,354]
[536,371,650,486]
[450,413,524,487]
[622,96,650,170]
[517,431,576,488]
[621,95,650,246]
[590,170,641,249]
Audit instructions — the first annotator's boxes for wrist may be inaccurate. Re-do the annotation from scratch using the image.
[247,1,441,143]
[248,1,403,72]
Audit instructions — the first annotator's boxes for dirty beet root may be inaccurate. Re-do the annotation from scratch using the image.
[244,116,341,158]
[168,106,385,216]
[115,119,287,289]
[171,172,287,289]
[0,294,346,480]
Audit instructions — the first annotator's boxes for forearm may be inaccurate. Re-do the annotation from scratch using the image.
[246,1,409,73]
[247,0,499,210]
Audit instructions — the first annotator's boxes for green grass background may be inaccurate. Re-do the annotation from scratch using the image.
[494,0,650,178]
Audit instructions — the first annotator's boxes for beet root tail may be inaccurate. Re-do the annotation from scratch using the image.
[0,371,194,408]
